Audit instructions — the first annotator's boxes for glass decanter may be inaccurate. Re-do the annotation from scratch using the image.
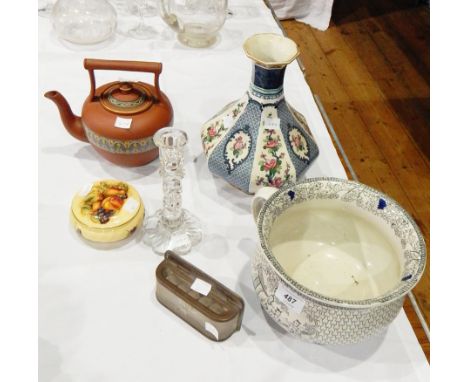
[143,128,202,255]
[51,0,117,45]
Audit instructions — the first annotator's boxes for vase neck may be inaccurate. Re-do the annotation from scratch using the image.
[248,63,285,102]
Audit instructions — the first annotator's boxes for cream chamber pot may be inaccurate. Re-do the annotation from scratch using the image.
[251,178,426,345]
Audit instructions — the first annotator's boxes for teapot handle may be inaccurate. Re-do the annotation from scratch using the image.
[83,59,163,101]
[252,187,278,224]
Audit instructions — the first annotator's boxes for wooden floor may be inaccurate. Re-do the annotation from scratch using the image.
[280,0,430,361]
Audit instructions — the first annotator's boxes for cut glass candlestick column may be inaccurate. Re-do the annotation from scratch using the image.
[143,128,202,255]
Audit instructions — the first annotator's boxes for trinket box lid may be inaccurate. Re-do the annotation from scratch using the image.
[70,179,144,242]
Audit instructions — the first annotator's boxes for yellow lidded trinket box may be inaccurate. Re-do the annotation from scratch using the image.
[70,180,144,243]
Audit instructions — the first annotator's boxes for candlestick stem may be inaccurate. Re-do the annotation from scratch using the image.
[143,128,202,255]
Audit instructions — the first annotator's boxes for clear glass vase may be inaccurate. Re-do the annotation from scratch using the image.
[143,128,202,255]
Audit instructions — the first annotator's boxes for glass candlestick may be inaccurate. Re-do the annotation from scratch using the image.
[143,128,202,255]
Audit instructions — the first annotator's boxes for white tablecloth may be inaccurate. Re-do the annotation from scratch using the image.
[38,1,429,381]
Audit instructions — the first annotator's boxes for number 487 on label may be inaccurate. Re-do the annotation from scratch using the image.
[274,282,305,314]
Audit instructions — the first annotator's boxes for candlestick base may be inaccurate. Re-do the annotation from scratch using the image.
[143,208,202,255]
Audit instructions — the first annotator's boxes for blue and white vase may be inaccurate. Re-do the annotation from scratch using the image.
[201,33,319,194]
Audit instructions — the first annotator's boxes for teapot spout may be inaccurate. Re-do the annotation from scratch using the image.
[44,91,88,142]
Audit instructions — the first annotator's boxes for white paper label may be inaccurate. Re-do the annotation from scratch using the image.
[223,115,234,129]
[275,282,305,314]
[122,197,139,213]
[204,322,219,340]
[263,117,281,130]
[114,117,132,129]
[191,278,212,296]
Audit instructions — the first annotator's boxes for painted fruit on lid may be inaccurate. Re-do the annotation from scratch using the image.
[70,180,144,243]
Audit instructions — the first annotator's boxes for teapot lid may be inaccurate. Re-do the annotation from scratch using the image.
[100,81,154,115]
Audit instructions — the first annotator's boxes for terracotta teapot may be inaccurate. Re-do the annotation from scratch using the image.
[45,59,173,167]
